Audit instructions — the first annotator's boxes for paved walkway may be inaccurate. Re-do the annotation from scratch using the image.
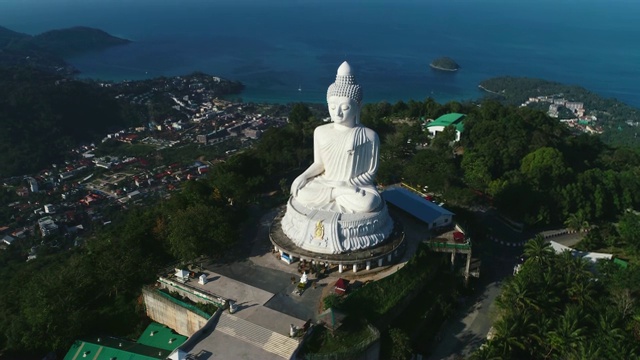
[189,206,443,359]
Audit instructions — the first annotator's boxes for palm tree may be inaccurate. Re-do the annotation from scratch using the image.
[538,269,563,309]
[496,276,540,313]
[567,280,595,307]
[573,341,602,360]
[564,211,590,233]
[597,312,625,343]
[546,305,586,358]
[492,312,540,358]
[632,312,640,341]
[556,251,591,286]
[564,213,580,232]
[524,234,553,266]
[469,345,502,360]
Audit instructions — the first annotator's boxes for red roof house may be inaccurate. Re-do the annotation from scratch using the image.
[453,231,465,243]
[334,278,349,295]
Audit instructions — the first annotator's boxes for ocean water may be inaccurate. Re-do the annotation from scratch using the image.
[1,0,639,107]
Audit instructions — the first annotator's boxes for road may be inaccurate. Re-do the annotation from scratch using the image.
[427,245,516,359]
[426,209,586,359]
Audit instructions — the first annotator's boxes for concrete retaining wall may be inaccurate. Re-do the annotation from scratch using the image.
[142,287,209,336]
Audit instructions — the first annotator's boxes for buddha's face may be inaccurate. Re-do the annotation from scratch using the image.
[328,96,359,126]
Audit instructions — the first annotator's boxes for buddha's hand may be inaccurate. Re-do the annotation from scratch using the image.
[290,175,308,197]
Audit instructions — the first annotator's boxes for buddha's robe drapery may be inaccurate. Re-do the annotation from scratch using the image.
[296,124,381,213]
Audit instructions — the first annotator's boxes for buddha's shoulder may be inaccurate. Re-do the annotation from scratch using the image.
[356,125,379,141]
[314,123,336,135]
[314,124,378,139]
[359,125,377,136]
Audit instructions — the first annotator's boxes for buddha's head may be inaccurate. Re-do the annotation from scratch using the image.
[327,61,361,125]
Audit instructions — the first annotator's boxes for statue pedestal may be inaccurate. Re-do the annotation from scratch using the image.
[281,197,393,254]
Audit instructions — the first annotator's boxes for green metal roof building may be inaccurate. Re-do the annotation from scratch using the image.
[64,323,187,360]
[426,113,466,141]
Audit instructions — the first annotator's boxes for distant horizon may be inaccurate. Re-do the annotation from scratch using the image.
[1,0,638,107]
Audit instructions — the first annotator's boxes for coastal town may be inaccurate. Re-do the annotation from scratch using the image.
[0,74,288,260]
[0,73,623,262]
[520,95,604,134]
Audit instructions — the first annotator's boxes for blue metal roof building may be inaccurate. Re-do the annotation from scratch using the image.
[382,186,454,229]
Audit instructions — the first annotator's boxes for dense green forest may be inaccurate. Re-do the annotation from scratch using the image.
[355,98,640,229]
[471,237,640,359]
[479,76,640,147]
[0,67,141,177]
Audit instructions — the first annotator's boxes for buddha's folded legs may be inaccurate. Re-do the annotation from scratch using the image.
[296,180,380,213]
[334,189,381,213]
[295,181,333,208]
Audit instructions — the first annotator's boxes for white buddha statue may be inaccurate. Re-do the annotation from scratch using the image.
[281,62,393,255]
[290,61,381,214]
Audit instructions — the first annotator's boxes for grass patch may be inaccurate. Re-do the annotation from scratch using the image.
[158,288,217,318]
[301,318,378,357]
[340,245,445,321]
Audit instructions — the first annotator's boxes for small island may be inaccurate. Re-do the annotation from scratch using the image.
[430,57,460,72]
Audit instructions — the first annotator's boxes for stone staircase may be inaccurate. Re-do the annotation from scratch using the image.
[214,312,300,359]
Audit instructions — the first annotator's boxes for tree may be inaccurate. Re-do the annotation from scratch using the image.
[322,294,342,311]
[497,276,540,313]
[546,305,586,358]
[520,147,568,191]
[166,204,236,261]
[491,312,536,358]
[564,212,589,233]
[618,212,640,253]
[461,151,493,190]
[388,328,412,360]
[403,149,457,193]
[288,103,314,127]
[431,125,457,150]
[523,235,553,266]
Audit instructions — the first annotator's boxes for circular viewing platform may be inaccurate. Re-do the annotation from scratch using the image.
[269,206,406,272]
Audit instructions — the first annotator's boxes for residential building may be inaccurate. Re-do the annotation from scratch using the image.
[426,113,465,142]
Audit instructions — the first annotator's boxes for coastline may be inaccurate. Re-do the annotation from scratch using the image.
[478,84,502,96]
[429,64,459,72]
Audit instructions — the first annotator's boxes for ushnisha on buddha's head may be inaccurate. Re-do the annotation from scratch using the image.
[327,61,362,126]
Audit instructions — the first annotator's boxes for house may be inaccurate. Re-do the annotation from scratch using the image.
[38,217,59,237]
[16,186,29,197]
[382,186,454,230]
[197,166,209,175]
[27,177,39,192]
[334,278,349,295]
[44,204,56,214]
[243,128,262,140]
[1,235,15,246]
[63,322,187,360]
[175,269,190,283]
[426,113,465,141]
[128,190,142,199]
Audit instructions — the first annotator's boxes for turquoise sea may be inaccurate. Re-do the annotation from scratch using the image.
[1,0,639,107]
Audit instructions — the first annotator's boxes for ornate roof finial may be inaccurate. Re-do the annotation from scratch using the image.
[327,61,362,104]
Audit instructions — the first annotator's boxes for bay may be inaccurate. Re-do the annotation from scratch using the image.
[1,0,638,107]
